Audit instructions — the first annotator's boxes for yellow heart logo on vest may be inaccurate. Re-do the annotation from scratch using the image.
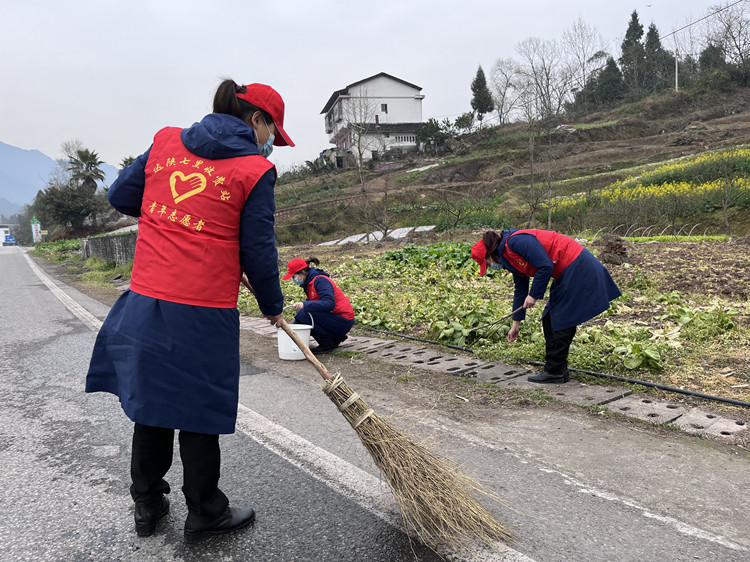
[170,171,207,204]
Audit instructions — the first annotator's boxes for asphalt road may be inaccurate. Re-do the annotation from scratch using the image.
[1,245,748,562]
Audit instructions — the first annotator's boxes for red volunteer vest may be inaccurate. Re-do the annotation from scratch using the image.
[130,127,275,308]
[306,275,355,320]
[503,229,583,279]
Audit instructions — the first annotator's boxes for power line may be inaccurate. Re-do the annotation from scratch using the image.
[661,0,747,41]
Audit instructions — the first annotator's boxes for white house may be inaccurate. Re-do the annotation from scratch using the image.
[320,72,424,167]
[0,223,16,246]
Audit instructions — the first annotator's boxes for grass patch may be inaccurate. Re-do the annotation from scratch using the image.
[511,388,557,406]
[30,239,82,263]
[333,350,362,359]
[78,260,132,286]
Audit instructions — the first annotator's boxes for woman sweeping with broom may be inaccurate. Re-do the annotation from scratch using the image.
[471,229,621,384]
[86,79,293,543]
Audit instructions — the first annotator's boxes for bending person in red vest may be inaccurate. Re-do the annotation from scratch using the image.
[282,257,355,354]
[86,79,294,543]
[471,229,621,384]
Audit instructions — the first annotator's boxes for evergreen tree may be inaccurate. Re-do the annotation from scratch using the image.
[643,23,675,93]
[698,43,733,91]
[699,43,727,73]
[454,111,475,134]
[620,11,646,96]
[470,66,494,127]
[417,118,447,155]
[595,57,627,106]
[34,176,97,232]
[569,56,625,113]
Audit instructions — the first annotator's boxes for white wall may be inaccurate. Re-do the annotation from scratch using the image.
[347,76,422,123]
[325,74,423,144]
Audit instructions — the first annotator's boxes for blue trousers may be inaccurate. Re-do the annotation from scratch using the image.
[294,310,354,348]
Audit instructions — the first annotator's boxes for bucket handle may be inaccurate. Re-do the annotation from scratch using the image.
[283,304,314,330]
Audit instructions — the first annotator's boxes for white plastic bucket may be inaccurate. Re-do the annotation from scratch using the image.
[277,322,313,361]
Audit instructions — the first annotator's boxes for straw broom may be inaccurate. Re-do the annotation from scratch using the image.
[279,320,515,551]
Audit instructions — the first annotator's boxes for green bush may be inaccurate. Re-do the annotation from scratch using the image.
[35,239,81,253]
[84,256,116,271]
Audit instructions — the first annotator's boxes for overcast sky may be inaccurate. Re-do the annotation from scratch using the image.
[0,0,717,173]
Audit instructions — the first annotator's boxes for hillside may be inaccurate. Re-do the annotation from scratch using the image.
[273,88,750,243]
[0,142,59,215]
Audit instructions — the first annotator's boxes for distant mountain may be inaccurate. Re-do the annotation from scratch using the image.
[0,197,22,218]
[0,141,118,217]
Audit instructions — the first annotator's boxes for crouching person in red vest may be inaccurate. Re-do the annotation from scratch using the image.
[282,257,355,354]
[471,229,621,384]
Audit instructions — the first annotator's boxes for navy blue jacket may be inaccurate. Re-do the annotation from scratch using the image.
[300,267,337,313]
[492,229,621,331]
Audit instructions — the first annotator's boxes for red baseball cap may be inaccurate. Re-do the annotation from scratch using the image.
[236,83,295,147]
[471,239,488,276]
[282,258,308,280]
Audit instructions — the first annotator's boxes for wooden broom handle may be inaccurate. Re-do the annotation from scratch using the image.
[279,319,334,382]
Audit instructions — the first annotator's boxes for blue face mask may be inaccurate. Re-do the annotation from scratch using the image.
[292,277,304,286]
[490,262,502,271]
[256,121,275,158]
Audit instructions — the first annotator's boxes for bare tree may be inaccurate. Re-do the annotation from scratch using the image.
[516,75,542,227]
[516,37,574,119]
[367,173,394,241]
[562,17,609,96]
[434,185,486,230]
[342,85,379,170]
[705,1,750,71]
[490,58,523,125]
[341,85,378,225]
[671,14,702,61]
[60,139,84,160]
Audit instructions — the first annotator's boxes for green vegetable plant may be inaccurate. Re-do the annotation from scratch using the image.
[613,341,663,370]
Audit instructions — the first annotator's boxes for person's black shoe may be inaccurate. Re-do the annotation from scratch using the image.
[527,370,569,384]
[184,507,255,544]
[311,344,337,354]
[134,495,170,537]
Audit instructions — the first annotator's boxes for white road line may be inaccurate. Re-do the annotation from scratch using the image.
[574,483,749,553]
[426,414,749,555]
[24,253,103,332]
[235,404,534,562]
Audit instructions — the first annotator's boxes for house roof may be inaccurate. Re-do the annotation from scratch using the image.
[320,72,422,114]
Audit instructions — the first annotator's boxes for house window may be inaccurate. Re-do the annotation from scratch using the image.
[381,103,388,113]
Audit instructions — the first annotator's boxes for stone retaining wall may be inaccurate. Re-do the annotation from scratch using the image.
[81,231,138,266]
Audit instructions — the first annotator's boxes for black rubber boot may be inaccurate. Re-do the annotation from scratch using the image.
[527,370,569,384]
[184,506,256,544]
[134,495,170,537]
